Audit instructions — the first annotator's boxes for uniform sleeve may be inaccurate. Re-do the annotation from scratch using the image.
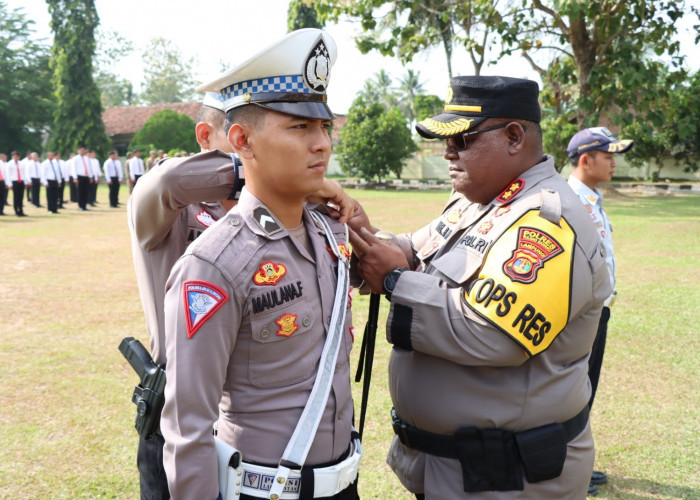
[128,150,237,252]
[161,254,239,500]
[387,210,580,367]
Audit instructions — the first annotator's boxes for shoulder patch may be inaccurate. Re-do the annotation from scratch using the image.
[463,209,575,356]
[497,178,525,203]
[183,280,229,339]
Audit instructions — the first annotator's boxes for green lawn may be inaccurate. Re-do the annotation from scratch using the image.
[0,187,698,499]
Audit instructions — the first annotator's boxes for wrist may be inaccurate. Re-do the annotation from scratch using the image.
[383,267,409,299]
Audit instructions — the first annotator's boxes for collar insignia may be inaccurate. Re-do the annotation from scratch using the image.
[497,178,525,203]
[445,208,461,224]
[253,261,287,286]
[253,206,282,235]
[183,280,229,338]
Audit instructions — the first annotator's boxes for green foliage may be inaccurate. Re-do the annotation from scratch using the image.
[336,96,417,181]
[287,0,323,31]
[94,29,136,107]
[140,37,195,105]
[46,0,111,158]
[414,94,444,122]
[129,109,198,154]
[319,0,700,175]
[0,2,55,153]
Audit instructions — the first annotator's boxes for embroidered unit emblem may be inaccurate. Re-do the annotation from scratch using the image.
[195,210,215,228]
[478,221,493,234]
[276,313,299,337]
[446,208,462,224]
[183,281,229,338]
[304,38,331,92]
[419,240,440,258]
[495,206,511,217]
[253,262,287,286]
[503,227,563,284]
[497,178,525,203]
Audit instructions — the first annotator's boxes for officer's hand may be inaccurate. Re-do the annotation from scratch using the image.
[307,179,355,223]
[349,227,409,293]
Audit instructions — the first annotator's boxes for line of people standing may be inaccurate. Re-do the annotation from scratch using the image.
[0,147,126,216]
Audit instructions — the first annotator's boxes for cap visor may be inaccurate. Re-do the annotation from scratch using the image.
[255,101,334,121]
[416,114,486,139]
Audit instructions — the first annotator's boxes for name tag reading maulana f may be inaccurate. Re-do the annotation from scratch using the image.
[462,210,575,356]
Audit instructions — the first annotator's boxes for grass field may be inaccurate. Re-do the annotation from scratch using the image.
[0,186,698,499]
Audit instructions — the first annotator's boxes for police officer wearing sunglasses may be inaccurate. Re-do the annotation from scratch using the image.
[349,75,611,498]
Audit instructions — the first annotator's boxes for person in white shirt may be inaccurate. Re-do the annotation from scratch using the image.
[6,151,27,216]
[129,149,145,186]
[26,152,42,207]
[566,126,634,497]
[71,146,93,211]
[88,149,101,206]
[40,151,62,214]
[103,150,124,207]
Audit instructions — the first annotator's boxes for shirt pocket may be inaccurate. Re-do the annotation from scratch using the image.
[247,295,318,388]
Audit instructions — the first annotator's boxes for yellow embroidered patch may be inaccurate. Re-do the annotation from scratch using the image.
[420,117,475,136]
[463,210,575,356]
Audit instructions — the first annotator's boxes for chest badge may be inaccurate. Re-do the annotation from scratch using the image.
[276,313,299,337]
[253,261,287,286]
[477,221,493,234]
[195,210,215,228]
[497,178,525,203]
[503,227,563,284]
[445,208,462,224]
[183,281,229,339]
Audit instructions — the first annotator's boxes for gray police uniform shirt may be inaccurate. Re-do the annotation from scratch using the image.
[127,150,236,365]
[161,188,355,500]
[384,157,612,499]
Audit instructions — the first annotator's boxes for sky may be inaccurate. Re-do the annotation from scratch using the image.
[7,0,700,114]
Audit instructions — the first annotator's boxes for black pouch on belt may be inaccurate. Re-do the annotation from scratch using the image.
[514,422,567,483]
[455,427,523,492]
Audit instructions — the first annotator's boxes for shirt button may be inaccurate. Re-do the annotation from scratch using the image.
[230,217,240,226]
[260,329,270,339]
[302,317,310,327]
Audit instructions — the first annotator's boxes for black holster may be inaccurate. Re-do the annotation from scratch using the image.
[455,427,523,492]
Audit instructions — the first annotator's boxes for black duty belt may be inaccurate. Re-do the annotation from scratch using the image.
[391,405,589,492]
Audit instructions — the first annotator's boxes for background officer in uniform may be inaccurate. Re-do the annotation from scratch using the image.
[72,146,92,211]
[349,76,612,499]
[160,29,360,500]
[567,126,633,496]
[104,150,123,208]
[6,151,26,216]
[40,151,61,214]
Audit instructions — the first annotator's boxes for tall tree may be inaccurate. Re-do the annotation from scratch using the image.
[46,0,111,157]
[336,95,417,181]
[0,2,54,153]
[94,28,136,107]
[397,69,424,124]
[287,0,323,31]
[140,37,195,105]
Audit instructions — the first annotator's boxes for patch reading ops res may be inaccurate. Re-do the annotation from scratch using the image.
[183,280,229,338]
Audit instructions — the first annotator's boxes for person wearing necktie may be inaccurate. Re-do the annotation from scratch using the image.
[103,150,123,208]
[41,151,61,214]
[56,152,68,208]
[71,146,93,211]
[88,149,101,206]
[129,149,145,187]
[27,152,42,207]
[7,151,26,216]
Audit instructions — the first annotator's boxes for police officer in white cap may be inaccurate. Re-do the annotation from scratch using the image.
[160,29,360,500]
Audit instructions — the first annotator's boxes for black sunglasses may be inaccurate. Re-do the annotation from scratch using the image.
[445,122,511,151]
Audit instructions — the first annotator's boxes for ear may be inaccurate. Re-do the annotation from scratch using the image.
[228,123,254,159]
[505,122,526,155]
[195,122,211,150]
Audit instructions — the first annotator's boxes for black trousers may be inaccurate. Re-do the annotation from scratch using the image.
[0,182,6,214]
[588,306,610,409]
[31,178,41,205]
[76,175,90,209]
[58,181,65,207]
[12,181,24,214]
[69,177,77,202]
[46,180,59,212]
[108,177,120,206]
[88,178,98,204]
[137,433,169,500]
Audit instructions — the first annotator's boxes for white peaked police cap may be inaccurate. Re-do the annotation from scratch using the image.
[202,92,225,111]
[197,28,337,120]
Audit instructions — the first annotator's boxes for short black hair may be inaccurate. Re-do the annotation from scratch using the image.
[224,104,268,134]
[570,148,598,167]
[197,105,226,132]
